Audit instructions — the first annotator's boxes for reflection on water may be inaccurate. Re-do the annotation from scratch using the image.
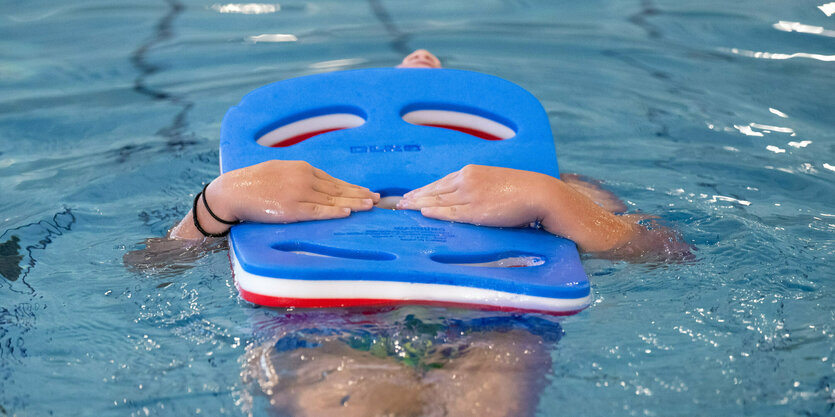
[769,108,789,118]
[211,3,280,15]
[773,21,835,38]
[310,58,368,70]
[0,209,75,292]
[246,34,298,43]
[723,47,835,62]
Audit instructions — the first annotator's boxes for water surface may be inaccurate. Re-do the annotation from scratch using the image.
[1,0,833,415]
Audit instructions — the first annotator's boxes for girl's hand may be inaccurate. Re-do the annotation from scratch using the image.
[170,160,379,239]
[396,164,638,253]
[396,164,551,228]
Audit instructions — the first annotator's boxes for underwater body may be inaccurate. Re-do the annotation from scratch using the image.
[1,0,834,416]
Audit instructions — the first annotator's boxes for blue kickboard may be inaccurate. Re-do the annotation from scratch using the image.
[220,68,590,306]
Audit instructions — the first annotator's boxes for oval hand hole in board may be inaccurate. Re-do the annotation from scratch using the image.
[273,241,397,261]
[431,252,545,268]
[402,108,516,141]
[257,108,366,147]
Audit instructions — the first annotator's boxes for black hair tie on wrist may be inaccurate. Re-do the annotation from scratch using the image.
[192,183,236,238]
[201,182,239,225]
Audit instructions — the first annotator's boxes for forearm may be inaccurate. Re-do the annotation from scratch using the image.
[538,177,637,253]
[169,209,226,240]
[169,211,202,240]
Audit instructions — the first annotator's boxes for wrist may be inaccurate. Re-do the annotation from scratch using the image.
[187,177,240,239]
[535,176,586,243]
[189,186,231,238]
[532,174,562,225]
[205,174,240,223]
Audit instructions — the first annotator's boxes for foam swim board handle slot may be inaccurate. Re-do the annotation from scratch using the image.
[430,251,546,267]
[401,110,516,140]
[273,241,397,261]
[257,113,366,147]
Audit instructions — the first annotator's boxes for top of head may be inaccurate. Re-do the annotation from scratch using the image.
[220,68,559,190]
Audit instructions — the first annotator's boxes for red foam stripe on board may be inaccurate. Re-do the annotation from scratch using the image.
[421,124,504,141]
[237,288,581,316]
[270,128,345,147]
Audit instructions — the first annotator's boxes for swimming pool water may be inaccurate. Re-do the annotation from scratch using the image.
[1,0,833,415]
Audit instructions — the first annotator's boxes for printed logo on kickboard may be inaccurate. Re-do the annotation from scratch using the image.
[334,226,453,242]
[350,144,421,153]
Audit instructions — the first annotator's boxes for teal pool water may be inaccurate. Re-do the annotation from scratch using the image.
[1,0,833,416]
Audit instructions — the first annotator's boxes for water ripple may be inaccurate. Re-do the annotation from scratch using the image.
[0,209,75,293]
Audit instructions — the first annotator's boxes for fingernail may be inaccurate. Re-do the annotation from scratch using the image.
[363,198,373,205]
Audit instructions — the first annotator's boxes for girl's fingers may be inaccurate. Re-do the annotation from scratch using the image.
[310,169,380,203]
[334,196,375,211]
[296,203,352,220]
[403,171,460,198]
[405,183,458,200]
[303,192,375,211]
[313,179,379,200]
[396,191,463,210]
[419,205,471,222]
[312,168,367,189]
[403,180,458,201]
